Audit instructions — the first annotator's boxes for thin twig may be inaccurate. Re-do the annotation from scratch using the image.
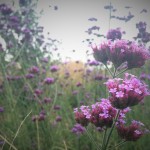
[9,110,32,150]
[0,135,18,150]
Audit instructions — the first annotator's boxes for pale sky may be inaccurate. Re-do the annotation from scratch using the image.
[1,0,150,62]
[38,0,150,62]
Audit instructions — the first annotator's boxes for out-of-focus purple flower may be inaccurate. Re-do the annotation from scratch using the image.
[117,120,145,141]
[0,43,4,52]
[76,82,82,87]
[94,75,103,81]
[86,69,92,75]
[34,89,43,96]
[92,39,150,69]
[32,115,38,122]
[29,66,39,74]
[41,57,49,63]
[88,17,97,21]
[71,124,86,135]
[54,105,61,110]
[38,113,46,121]
[6,41,13,49]
[26,73,35,79]
[9,16,19,23]
[136,22,147,32]
[92,41,110,65]
[106,28,122,41]
[36,37,44,46]
[0,106,4,112]
[56,116,62,122]
[43,97,52,104]
[0,140,5,145]
[105,73,150,109]
[72,90,78,95]
[54,6,58,10]
[140,72,147,80]
[32,110,46,122]
[44,77,55,85]
[50,65,59,72]
[0,4,12,15]
[88,60,99,66]
[104,5,113,10]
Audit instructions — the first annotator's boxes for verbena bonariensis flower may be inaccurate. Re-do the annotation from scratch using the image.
[44,77,55,85]
[25,73,35,79]
[105,73,150,109]
[0,4,12,15]
[0,106,4,113]
[88,60,99,66]
[71,124,86,135]
[29,66,40,74]
[74,106,90,126]
[126,42,150,69]
[74,99,117,128]
[92,41,110,64]
[136,21,147,32]
[50,65,59,72]
[0,43,4,52]
[89,99,117,128]
[106,28,122,41]
[117,120,146,141]
[92,39,150,69]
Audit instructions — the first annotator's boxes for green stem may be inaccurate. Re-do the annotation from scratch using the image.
[105,65,113,77]
[115,68,128,77]
[86,128,100,150]
[9,110,32,150]
[108,140,127,150]
[36,120,40,150]
[104,110,120,150]
[108,2,111,29]
[101,128,107,150]
[0,135,18,150]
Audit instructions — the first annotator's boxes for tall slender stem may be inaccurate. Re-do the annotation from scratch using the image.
[108,2,112,30]
[101,128,107,150]
[104,110,121,150]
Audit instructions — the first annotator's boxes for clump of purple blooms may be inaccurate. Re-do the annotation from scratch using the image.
[73,28,150,149]
[72,124,86,135]
[117,120,146,141]
[92,39,150,69]
[44,77,55,85]
[105,73,150,109]
[135,21,150,43]
[106,28,124,41]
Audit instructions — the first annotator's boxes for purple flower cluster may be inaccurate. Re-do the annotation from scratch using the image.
[0,43,4,52]
[135,22,150,43]
[50,65,59,72]
[90,99,117,128]
[44,77,55,85]
[32,110,46,122]
[74,99,117,128]
[72,124,86,135]
[140,72,150,81]
[0,4,12,15]
[29,66,40,74]
[92,39,150,69]
[105,73,149,109]
[0,106,4,113]
[117,120,145,141]
[106,28,123,41]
